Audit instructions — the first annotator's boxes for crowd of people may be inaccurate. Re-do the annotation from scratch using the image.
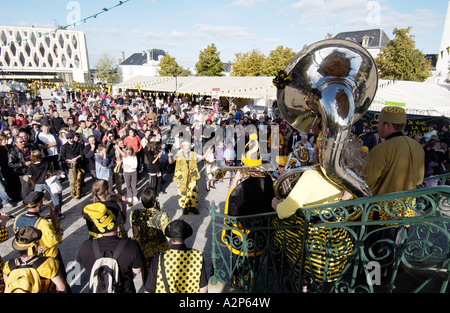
[0,88,446,293]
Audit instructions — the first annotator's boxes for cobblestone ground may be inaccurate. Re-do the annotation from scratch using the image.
[0,164,229,293]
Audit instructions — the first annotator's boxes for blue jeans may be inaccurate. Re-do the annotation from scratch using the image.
[0,179,10,205]
[160,113,166,126]
[34,184,63,214]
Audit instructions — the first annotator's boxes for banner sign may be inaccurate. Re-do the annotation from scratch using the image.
[353,111,450,138]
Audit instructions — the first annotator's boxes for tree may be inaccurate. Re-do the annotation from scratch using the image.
[263,46,296,76]
[375,27,431,82]
[158,54,184,76]
[195,43,224,76]
[95,54,119,83]
[231,46,296,76]
[231,49,267,76]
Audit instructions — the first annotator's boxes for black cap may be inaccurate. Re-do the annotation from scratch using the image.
[66,132,75,139]
[164,219,193,241]
[23,191,44,208]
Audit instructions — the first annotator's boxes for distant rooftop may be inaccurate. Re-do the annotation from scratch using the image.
[333,29,390,48]
[120,49,166,66]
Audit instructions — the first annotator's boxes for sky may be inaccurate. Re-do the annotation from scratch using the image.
[2,0,449,69]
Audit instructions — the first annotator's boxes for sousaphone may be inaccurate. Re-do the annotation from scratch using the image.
[274,38,378,207]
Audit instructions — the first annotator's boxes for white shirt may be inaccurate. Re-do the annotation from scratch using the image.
[37,132,58,156]
[122,156,137,173]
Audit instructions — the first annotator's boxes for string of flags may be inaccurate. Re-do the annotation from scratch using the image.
[115,76,277,98]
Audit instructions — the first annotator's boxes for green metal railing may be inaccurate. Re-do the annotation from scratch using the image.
[209,174,450,293]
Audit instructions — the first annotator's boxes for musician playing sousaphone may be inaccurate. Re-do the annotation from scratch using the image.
[271,136,366,288]
[59,131,84,199]
[271,38,378,291]
[221,133,275,290]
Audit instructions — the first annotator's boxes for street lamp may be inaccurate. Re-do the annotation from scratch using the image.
[171,69,177,96]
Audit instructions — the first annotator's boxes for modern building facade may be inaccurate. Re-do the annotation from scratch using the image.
[0,25,90,83]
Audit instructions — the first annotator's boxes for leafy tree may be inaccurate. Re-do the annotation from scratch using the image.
[158,54,184,76]
[95,54,119,83]
[231,46,296,76]
[231,49,267,76]
[195,43,224,76]
[375,27,431,82]
[263,46,296,76]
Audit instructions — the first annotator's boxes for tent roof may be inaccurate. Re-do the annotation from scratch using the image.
[372,80,450,117]
[114,76,277,100]
[114,76,450,117]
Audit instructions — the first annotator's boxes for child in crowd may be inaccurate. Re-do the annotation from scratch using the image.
[45,170,64,219]
[204,145,216,191]
[223,140,236,184]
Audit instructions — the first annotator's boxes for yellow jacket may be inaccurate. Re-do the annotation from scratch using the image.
[276,169,343,219]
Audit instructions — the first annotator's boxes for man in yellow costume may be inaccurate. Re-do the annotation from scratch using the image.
[271,137,364,288]
[13,191,70,291]
[168,141,204,215]
[363,106,425,278]
[144,219,208,293]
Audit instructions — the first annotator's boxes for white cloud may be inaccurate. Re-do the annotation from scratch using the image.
[84,28,122,37]
[288,0,443,36]
[142,31,163,39]
[232,0,267,7]
[193,24,256,40]
[263,38,281,43]
[138,24,255,42]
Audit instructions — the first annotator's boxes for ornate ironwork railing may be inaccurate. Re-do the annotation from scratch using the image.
[209,183,450,293]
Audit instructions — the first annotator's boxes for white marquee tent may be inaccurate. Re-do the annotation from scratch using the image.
[372,80,450,118]
[113,76,450,118]
[113,76,277,100]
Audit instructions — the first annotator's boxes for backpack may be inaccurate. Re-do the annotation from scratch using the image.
[4,256,47,293]
[89,239,128,293]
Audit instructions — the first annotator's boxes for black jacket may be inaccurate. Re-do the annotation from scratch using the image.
[7,145,31,175]
[60,141,84,166]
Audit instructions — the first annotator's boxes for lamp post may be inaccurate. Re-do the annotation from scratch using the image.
[171,69,177,96]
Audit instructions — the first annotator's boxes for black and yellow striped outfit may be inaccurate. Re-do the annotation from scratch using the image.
[0,225,9,293]
[272,215,353,283]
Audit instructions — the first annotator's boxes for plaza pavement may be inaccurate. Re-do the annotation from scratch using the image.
[0,164,232,293]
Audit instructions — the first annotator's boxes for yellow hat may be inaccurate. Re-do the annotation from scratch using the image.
[378,106,406,124]
[276,155,296,167]
[83,203,123,235]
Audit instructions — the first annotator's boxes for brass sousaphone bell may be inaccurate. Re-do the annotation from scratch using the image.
[274,39,378,204]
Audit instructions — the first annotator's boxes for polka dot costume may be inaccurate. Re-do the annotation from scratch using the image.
[155,249,203,293]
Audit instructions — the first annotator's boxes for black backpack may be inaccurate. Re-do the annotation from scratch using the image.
[89,239,128,293]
